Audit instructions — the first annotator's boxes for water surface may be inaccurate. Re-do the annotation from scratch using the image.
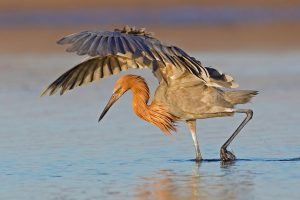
[0,52,299,199]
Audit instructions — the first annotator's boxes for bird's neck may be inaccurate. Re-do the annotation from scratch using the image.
[129,76,177,134]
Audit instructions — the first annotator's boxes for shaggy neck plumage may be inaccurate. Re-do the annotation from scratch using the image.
[127,76,177,134]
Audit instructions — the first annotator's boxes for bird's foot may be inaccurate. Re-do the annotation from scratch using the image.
[220,147,236,162]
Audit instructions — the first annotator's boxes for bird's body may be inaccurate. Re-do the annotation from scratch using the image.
[42,26,258,162]
[153,72,234,121]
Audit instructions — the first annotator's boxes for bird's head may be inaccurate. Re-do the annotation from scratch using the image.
[98,77,131,122]
[98,75,143,122]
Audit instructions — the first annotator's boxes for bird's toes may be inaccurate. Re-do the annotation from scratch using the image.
[220,148,236,162]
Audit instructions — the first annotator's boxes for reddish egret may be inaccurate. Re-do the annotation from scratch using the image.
[42,26,257,162]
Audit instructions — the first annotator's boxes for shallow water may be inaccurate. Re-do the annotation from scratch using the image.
[0,52,300,200]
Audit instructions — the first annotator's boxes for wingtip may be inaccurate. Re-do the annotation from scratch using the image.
[40,86,57,97]
[56,38,65,45]
[40,88,49,97]
[57,33,75,45]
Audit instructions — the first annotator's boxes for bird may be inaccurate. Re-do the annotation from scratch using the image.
[41,25,258,162]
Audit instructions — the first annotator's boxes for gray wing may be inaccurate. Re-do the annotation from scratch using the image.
[42,26,237,96]
[57,26,210,80]
[41,55,162,96]
[40,55,237,97]
[204,67,238,88]
[187,56,238,88]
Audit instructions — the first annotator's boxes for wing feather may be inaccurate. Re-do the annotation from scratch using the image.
[96,36,106,55]
[88,35,101,56]
[122,36,136,53]
[107,36,114,55]
[115,36,126,54]
[119,36,131,54]
[42,55,164,96]
[93,60,102,81]
[204,67,239,88]
[77,34,97,55]
[66,33,91,53]
[42,26,239,96]
[57,31,89,45]
[56,27,209,81]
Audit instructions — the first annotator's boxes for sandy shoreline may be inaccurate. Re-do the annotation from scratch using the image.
[1,23,299,54]
[1,1,299,53]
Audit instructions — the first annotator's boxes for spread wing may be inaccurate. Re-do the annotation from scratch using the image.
[41,55,161,96]
[56,26,210,78]
[42,26,237,96]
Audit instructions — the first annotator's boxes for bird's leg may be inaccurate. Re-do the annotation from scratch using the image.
[220,109,253,162]
[186,120,202,162]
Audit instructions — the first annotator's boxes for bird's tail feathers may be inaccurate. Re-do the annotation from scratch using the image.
[225,90,258,105]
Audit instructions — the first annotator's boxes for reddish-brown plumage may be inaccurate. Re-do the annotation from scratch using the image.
[114,75,177,134]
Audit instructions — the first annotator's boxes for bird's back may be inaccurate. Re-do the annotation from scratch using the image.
[153,66,257,121]
[153,70,234,120]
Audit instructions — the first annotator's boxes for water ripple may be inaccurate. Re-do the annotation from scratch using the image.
[171,157,300,163]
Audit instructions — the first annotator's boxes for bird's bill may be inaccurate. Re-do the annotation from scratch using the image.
[98,92,120,122]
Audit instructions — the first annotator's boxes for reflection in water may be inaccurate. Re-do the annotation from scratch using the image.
[134,163,254,200]
[134,163,204,200]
